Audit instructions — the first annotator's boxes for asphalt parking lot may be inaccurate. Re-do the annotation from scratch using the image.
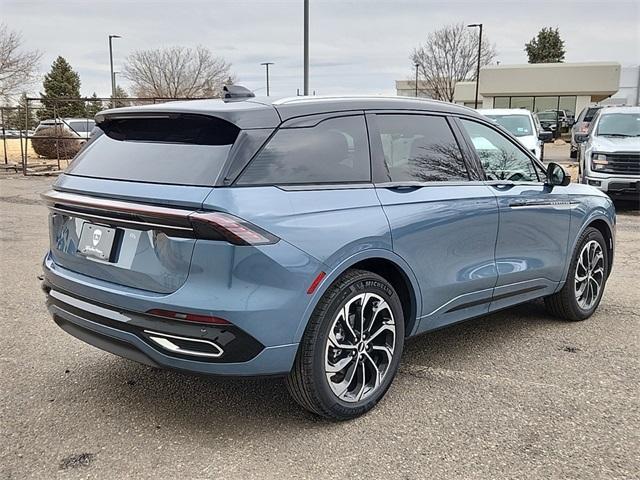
[1,174,638,480]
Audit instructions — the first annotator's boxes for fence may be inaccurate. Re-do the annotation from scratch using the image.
[0,96,216,176]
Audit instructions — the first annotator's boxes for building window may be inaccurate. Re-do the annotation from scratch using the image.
[492,96,577,118]
[493,97,510,108]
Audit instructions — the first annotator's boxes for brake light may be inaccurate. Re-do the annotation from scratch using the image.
[579,123,589,133]
[147,309,231,325]
[189,211,279,246]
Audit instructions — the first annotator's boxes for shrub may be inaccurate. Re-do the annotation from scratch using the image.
[31,126,83,159]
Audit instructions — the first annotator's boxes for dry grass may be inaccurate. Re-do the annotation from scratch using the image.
[1,138,71,169]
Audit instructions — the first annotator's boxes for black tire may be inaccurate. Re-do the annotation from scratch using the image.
[544,227,609,321]
[286,269,405,420]
[570,147,577,159]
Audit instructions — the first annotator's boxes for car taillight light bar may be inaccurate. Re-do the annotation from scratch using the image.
[41,190,279,246]
[189,211,279,246]
[147,309,231,325]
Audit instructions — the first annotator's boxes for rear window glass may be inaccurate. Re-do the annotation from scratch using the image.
[66,115,240,186]
[584,108,600,122]
[236,115,370,185]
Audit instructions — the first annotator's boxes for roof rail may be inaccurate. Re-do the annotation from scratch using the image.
[222,85,255,102]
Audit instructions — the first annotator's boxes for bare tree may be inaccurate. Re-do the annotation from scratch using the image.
[0,23,42,104]
[123,46,233,98]
[412,23,496,102]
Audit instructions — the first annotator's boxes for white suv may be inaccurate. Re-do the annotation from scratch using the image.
[478,109,551,161]
[34,118,96,140]
[579,106,640,199]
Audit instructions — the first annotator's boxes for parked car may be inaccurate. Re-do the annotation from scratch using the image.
[535,111,561,139]
[479,108,552,161]
[578,105,640,200]
[41,90,616,420]
[34,118,96,140]
[571,105,603,158]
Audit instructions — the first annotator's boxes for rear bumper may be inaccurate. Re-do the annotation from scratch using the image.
[41,250,312,376]
[44,285,298,376]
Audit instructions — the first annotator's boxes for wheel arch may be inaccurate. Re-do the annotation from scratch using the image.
[293,249,422,343]
[560,211,615,289]
[586,217,614,275]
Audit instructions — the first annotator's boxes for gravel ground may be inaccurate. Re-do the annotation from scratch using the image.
[0,175,638,480]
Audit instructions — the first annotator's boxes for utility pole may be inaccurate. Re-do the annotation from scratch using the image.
[467,24,482,109]
[260,62,274,96]
[414,63,419,97]
[303,0,309,95]
[108,34,121,103]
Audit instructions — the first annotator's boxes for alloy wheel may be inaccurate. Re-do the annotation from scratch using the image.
[324,293,396,403]
[574,240,605,310]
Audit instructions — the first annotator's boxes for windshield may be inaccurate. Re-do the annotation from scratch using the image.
[537,112,557,122]
[68,120,95,133]
[486,115,533,137]
[596,113,640,137]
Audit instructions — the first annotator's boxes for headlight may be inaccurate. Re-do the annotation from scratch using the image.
[591,152,609,170]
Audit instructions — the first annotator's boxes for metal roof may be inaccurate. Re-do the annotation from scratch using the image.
[97,95,482,129]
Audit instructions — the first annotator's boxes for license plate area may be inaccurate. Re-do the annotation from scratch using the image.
[77,222,118,261]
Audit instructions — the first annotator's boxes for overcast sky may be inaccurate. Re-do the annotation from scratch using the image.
[3,0,639,99]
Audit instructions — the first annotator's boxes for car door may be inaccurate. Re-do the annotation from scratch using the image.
[368,112,500,334]
[456,117,572,312]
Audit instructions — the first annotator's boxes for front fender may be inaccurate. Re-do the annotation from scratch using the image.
[557,198,615,290]
[292,248,423,343]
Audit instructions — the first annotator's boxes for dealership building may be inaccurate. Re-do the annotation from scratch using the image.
[396,62,638,117]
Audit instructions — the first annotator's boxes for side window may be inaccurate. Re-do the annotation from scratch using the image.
[460,119,539,182]
[374,114,469,182]
[236,115,370,185]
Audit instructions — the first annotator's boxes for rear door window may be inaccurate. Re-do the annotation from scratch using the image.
[373,114,469,182]
[66,115,240,186]
[236,115,370,185]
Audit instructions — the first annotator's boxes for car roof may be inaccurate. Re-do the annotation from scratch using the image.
[97,95,484,129]
[478,108,532,117]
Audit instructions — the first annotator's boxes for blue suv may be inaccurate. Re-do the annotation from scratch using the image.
[42,89,615,420]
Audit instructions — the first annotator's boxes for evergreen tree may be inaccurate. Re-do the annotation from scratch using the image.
[4,93,36,130]
[39,56,86,119]
[525,27,566,63]
[85,92,103,117]
[110,85,129,108]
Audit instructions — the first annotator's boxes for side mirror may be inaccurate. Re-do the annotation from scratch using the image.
[546,162,571,187]
[538,131,553,142]
[575,132,589,143]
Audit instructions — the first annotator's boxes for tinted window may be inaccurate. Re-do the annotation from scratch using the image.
[237,115,370,185]
[374,114,468,182]
[460,119,539,182]
[66,115,239,186]
[584,107,600,122]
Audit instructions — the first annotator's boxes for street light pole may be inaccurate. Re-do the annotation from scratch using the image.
[108,34,121,102]
[467,23,482,109]
[260,62,274,96]
[303,0,309,95]
[414,63,419,97]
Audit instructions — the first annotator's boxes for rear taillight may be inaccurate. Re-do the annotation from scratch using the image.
[147,309,231,325]
[189,211,279,246]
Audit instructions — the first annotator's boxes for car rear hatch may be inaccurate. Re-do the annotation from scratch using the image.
[45,103,279,294]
